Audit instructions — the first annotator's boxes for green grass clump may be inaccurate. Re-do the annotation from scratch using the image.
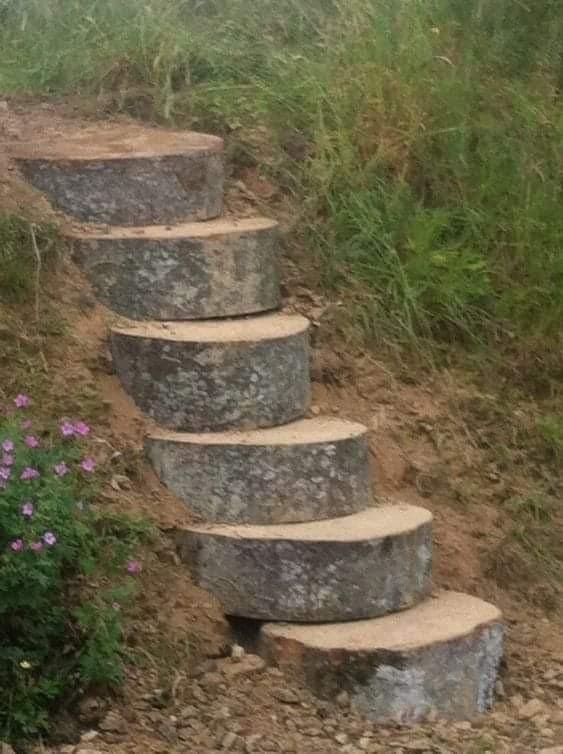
[0,216,57,304]
[0,0,562,356]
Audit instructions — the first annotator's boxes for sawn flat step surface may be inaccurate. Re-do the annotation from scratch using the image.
[260,591,504,723]
[68,218,280,320]
[146,417,373,524]
[110,313,311,432]
[175,504,432,622]
[12,124,224,225]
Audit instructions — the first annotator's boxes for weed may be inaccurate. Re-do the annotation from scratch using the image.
[0,215,58,304]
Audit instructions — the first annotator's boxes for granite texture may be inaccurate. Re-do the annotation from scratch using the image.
[70,221,280,320]
[16,151,224,225]
[110,323,311,432]
[175,505,433,621]
[260,593,503,722]
[145,421,373,524]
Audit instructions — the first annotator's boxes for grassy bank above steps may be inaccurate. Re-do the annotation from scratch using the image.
[1,0,562,365]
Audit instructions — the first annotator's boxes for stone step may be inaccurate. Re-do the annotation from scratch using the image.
[175,504,432,621]
[259,590,503,723]
[110,313,311,432]
[68,217,280,321]
[11,124,224,225]
[146,417,373,525]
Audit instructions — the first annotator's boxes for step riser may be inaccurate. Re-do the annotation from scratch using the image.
[110,326,311,432]
[176,516,432,622]
[17,153,224,225]
[70,223,280,320]
[146,427,373,525]
[260,620,503,723]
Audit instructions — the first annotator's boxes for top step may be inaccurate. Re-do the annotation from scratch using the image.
[11,124,224,225]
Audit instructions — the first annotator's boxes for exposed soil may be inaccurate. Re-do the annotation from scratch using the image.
[1,98,562,754]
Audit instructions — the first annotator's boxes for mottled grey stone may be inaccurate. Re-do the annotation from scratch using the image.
[145,418,373,524]
[12,127,224,224]
[69,218,280,320]
[259,591,503,723]
[110,315,311,432]
[17,152,223,225]
[175,505,433,621]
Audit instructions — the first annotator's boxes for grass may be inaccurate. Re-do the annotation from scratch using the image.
[0,216,58,305]
[1,0,562,360]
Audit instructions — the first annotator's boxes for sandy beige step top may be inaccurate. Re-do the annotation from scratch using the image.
[185,503,431,541]
[11,123,223,160]
[149,417,367,446]
[67,216,277,240]
[178,503,432,621]
[112,313,310,343]
[262,591,502,651]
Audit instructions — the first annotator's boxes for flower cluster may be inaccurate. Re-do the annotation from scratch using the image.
[2,394,142,577]
[1,392,145,741]
[2,396,97,556]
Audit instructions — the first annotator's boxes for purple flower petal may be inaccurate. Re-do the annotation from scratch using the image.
[10,539,24,552]
[1,454,14,467]
[43,531,57,547]
[24,435,40,449]
[80,457,96,473]
[60,420,76,438]
[1,439,14,453]
[74,421,91,437]
[53,462,70,477]
[20,467,40,481]
[0,467,12,481]
[21,502,34,518]
[14,394,31,409]
[126,559,142,575]
[30,541,43,552]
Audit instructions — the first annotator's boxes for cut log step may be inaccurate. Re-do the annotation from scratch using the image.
[259,591,503,723]
[68,217,280,320]
[11,124,224,225]
[110,313,311,432]
[146,417,373,524]
[175,504,432,622]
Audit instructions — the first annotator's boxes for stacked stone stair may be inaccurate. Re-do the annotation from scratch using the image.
[12,123,504,723]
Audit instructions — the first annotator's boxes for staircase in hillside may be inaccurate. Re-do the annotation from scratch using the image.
[11,123,504,723]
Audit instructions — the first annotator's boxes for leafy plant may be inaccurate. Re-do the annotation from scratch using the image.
[0,394,147,743]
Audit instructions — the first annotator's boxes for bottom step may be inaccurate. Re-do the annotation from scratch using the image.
[259,591,503,723]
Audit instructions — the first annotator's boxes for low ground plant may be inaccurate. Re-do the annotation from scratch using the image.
[0,393,147,743]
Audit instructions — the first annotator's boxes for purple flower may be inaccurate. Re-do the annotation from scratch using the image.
[43,531,57,547]
[54,462,70,477]
[21,502,34,518]
[10,539,24,552]
[126,560,142,575]
[14,394,31,409]
[80,457,96,473]
[2,439,14,453]
[21,419,33,430]
[2,454,14,467]
[0,467,12,481]
[20,467,40,481]
[24,435,40,449]
[74,421,91,437]
[60,421,75,438]
[30,541,43,552]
